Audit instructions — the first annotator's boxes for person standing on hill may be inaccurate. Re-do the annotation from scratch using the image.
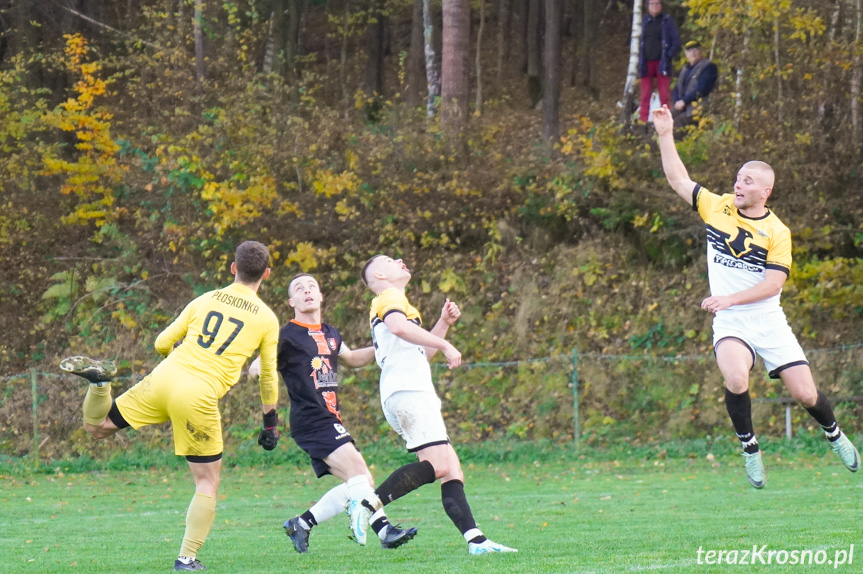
[60,240,281,571]
[248,273,417,553]
[652,106,860,489]
[638,0,681,124]
[671,40,718,130]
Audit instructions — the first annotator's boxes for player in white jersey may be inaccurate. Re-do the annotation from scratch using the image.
[347,255,517,555]
[653,105,860,488]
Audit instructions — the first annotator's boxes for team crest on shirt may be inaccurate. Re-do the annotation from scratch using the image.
[310,356,338,388]
[725,228,754,259]
[327,338,337,350]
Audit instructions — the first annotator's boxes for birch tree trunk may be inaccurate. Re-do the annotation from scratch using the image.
[423,0,441,117]
[734,27,751,130]
[618,0,641,125]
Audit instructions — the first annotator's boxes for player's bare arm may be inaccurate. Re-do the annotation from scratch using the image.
[701,269,787,314]
[383,311,462,369]
[652,106,698,203]
[340,344,376,368]
[426,298,461,359]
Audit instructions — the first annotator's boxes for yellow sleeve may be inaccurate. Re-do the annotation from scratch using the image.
[154,301,194,357]
[373,288,410,320]
[766,223,792,275]
[257,313,280,406]
[694,185,721,222]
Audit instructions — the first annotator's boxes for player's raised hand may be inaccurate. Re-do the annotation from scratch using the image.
[652,105,674,136]
[441,298,461,326]
[442,342,462,369]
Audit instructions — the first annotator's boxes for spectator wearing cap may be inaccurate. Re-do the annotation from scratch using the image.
[638,0,681,123]
[671,40,718,129]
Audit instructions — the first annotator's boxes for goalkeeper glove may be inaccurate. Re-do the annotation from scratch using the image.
[257,409,279,451]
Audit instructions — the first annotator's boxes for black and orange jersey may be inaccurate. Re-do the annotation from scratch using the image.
[693,185,792,311]
[154,282,279,404]
[276,320,345,433]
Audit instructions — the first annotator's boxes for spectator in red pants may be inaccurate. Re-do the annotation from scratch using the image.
[638,0,680,123]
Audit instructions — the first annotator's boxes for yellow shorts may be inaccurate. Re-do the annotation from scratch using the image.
[115,361,223,457]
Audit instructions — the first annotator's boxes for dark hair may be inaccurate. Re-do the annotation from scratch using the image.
[235,241,270,282]
[360,254,384,286]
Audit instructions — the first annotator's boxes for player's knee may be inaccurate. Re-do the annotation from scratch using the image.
[791,387,818,408]
[723,374,749,394]
[429,461,450,480]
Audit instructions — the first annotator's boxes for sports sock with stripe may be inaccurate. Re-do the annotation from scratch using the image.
[725,388,759,454]
[804,391,842,442]
[441,480,485,544]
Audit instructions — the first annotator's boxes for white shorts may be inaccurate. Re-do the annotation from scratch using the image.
[383,390,449,452]
[712,306,808,379]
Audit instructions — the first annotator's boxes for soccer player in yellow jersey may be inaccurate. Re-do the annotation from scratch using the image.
[653,106,860,489]
[351,254,517,555]
[59,240,281,571]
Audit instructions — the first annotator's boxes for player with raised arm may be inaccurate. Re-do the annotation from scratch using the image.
[59,240,281,571]
[248,273,417,552]
[652,106,860,488]
[346,254,517,555]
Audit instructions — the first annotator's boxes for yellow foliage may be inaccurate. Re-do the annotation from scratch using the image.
[285,242,320,271]
[200,176,278,236]
[41,34,124,227]
[311,168,360,197]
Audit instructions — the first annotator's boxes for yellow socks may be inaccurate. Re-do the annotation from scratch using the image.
[82,384,112,425]
[179,493,216,559]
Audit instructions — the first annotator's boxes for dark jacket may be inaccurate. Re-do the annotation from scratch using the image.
[638,13,681,78]
[672,58,718,105]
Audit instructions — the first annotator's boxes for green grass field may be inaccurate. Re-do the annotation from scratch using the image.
[2,444,861,573]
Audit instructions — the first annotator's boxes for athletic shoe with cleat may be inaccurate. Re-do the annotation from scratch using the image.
[348,499,372,546]
[831,432,860,472]
[284,516,310,553]
[380,524,418,549]
[468,539,518,555]
[173,558,206,571]
[60,356,117,385]
[743,450,766,489]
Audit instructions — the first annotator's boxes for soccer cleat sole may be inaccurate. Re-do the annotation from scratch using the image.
[60,356,117,384]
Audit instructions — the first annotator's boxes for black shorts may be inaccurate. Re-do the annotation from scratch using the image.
[292,419,356,478]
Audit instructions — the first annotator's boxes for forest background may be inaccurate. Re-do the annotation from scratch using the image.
[0,0,861,462]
